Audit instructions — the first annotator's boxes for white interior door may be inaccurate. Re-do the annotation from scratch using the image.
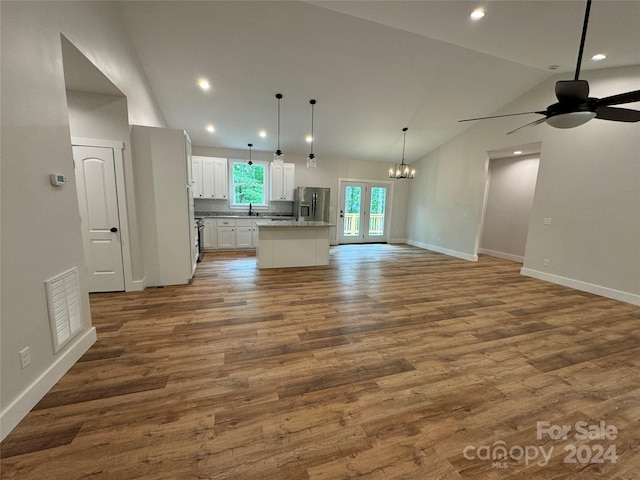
[338,181,390,244]
[73,145,125,292]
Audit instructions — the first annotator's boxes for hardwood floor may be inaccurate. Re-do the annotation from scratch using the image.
[2,244,640,479]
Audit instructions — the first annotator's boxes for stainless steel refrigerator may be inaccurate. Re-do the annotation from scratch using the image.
[294,187,330,222]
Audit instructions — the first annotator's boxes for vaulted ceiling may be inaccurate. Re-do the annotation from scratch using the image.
[114,1,639,162]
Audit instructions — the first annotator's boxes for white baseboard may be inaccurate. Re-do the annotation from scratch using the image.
[388,237,407,244]
[520,268,640,306]
[478,248,524,263]
[129,279,145,292]
[407,240,478,262]
[0,327,97,441]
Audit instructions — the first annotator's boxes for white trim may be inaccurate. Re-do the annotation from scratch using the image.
[478,248,524,263]
[336,178,394,244]
[388,237,407,244]
[72,137,134,292]
[0,327,97,441]
[229,159,268,207]
[520,268,640,306]
[129,279,145,291]
[407,240,478,262]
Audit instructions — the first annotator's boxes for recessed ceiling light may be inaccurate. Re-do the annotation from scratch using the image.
[591,53,607,61]
[206,124,215,133]
[513,150,522,155]
[198,78,211,91]
[470,8,485,20]
[258,130,267,138]
[305,135,313,143]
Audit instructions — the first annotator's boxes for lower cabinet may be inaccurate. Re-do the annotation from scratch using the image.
[204,218,263,250]
[235,219,258,248]
[216,219,236,249]
[203,219,217,249]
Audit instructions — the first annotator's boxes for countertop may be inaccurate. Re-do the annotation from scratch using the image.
[255,220,334,228]
[195,214,295,220]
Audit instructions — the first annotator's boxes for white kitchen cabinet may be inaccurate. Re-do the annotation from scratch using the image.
[208,218,264,249]
[235,227,253,248]
[192,157,203,198]
[216,219,235,249]
[217,227,235,248]
[270,162,295,201]
[235,219,254,248]
[251,224,260,247]
[212,158,228,199]
[203,218,217,249]
[193,156,228,199]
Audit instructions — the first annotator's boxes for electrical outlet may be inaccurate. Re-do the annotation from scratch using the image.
[543,259,550,267]
[543,217,552,225]
[19,347,31,369]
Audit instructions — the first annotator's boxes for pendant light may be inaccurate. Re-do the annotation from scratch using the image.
[307,99,317,169]
[247,143,253,165]
[273,93,284,164]
[389,127,415,179]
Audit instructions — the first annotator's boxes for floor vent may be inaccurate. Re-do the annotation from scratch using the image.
[45,268,83,353]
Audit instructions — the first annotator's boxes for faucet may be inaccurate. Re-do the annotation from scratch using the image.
[249,203,253,216]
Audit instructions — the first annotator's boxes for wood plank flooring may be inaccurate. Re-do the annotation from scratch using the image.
[2,244,640,479]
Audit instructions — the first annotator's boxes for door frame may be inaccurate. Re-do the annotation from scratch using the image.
[72,137,136,292]
[337,178,394,244]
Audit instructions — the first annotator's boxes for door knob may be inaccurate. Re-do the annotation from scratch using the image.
[110,227,118,233]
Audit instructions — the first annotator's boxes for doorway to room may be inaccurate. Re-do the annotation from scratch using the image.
[337,180,392,244]
[479,142,541,263]
[62,35,134,292]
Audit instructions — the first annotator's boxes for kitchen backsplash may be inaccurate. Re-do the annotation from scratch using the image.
[194,198,295,218]
[195,211,295,218]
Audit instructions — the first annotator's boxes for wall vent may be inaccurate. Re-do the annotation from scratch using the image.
[45,268,83,353]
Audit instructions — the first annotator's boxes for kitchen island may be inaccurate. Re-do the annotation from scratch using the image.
[255,220,334,269]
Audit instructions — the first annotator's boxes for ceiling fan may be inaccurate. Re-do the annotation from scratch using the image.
[459,0,640,135]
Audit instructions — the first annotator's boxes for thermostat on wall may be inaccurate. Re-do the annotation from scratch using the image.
[50,173,67,186]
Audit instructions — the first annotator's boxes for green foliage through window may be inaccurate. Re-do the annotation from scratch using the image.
[345,186,361,214]
[370,187,386,214]
[232,162,266,205]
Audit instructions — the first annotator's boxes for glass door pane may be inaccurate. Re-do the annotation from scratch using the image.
[368,187,386,237]
[344,185,362,237]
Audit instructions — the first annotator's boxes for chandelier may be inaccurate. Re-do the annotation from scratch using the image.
[389,127,415,179]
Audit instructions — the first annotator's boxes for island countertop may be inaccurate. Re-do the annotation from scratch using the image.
[255,220,334,228]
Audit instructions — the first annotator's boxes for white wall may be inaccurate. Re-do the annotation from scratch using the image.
[0,1,166,439]
[192,145,410,244]
[66,90,145,285]
[480,154,540,262]
[407,66,640,304]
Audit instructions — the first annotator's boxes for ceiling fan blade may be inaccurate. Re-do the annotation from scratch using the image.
[507,117,547,135]
[596,90,640,107]
[555,80,589,103]
[595,106,640,122]
[459,111,546,123]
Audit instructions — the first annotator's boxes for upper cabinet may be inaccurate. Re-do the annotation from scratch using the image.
[270,162,295,201]
[192,157,203,198]
[192,156,228,199]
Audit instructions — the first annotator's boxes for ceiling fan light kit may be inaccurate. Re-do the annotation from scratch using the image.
[458,0,640,134]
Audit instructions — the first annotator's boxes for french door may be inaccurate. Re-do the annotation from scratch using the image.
[338,180,391,244]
